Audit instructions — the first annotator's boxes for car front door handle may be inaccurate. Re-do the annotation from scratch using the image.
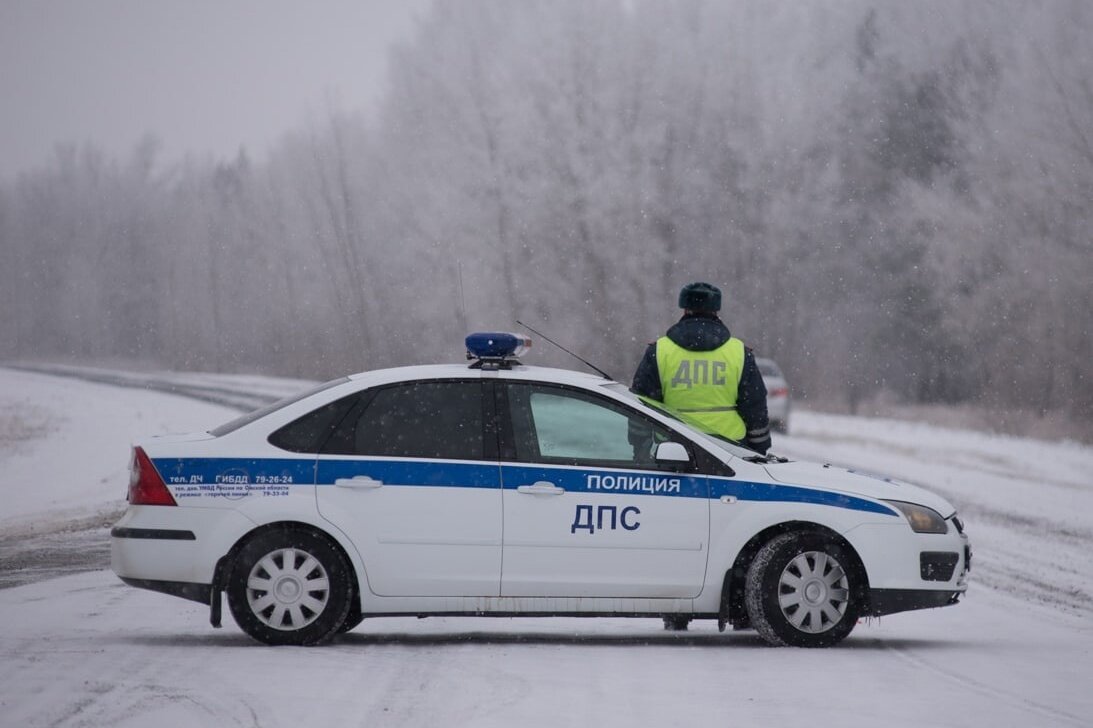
[334,476,383,489]
[516,481,564,495]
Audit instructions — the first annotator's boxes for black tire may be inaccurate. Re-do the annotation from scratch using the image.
[227,526,352,646]
[338,600,365,633]
[744,531,860,647]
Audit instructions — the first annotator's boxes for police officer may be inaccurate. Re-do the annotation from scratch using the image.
[633,282,771,633]
[632,281,771,454]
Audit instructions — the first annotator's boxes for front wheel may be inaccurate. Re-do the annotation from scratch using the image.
[745,531,861,647]
[338,601,365,633]
[227,526,352,646]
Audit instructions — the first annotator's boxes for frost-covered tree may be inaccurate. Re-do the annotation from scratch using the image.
[0,0,1090,436]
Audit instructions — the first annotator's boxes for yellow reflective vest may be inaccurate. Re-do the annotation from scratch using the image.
[655,336,747,441]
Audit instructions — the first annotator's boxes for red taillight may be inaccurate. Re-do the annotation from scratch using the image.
[769,387,789,397]
[128,447,177,506]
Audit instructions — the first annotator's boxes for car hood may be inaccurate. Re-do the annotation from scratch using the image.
[762,460,957,517]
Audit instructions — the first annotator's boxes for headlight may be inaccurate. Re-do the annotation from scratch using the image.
[884,501,949,534]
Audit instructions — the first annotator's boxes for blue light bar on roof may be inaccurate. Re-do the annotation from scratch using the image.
[465,332,532,359]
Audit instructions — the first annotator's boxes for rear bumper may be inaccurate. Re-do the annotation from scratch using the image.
[118,576,211,605]
[767,398,790,422]
[111,527,195,541]
[111,505,254,585]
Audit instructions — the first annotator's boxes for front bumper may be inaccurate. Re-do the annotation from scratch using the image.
[844,517,971,600]
[867,587,962,617]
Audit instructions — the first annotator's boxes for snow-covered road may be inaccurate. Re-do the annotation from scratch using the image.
[1,366,1091,727]
[778,414,1093,621]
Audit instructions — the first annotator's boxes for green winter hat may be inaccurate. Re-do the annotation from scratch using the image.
[678,282,722,312]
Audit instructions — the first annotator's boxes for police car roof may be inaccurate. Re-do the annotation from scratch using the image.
[346,363,615,388]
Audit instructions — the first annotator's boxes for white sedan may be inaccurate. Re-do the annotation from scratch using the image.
[756,357,791,434]
[111,333,971,648]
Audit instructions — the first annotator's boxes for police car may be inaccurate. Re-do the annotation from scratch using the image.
[111,333,970,648]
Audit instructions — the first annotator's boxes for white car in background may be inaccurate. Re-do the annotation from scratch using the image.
[112,333,970,648]
[756,357,791,434]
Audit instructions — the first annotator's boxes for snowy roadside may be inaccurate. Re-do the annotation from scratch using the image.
[0,368,242,537]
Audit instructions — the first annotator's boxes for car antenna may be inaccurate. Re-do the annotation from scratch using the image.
[456,261,469,332]
[516,320,614,380]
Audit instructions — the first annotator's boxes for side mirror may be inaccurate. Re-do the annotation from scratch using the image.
[655,441,690,463]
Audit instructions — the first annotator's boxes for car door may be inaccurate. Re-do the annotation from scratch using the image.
[314,379,502,597]
[498,381,710,598]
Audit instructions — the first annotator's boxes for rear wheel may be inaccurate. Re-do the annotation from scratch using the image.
[745,531,860,647]
[227,526,352,646]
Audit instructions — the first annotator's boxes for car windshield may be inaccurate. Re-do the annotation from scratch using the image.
[602,383,760,460]
[208,377,350,437]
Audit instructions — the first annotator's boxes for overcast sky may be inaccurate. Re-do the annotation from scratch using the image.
[0,0,427,181]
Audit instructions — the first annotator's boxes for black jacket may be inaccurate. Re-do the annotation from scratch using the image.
[632,313,771,453]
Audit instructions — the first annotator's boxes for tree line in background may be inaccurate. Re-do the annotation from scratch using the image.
[1,0,1090,432]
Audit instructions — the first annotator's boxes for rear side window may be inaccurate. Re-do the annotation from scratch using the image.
[267,393,361,453]
[324,381,486,460]
[210,377,350,437]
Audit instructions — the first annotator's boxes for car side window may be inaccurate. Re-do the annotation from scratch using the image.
[324,381,486,460]
[505,383,682,470]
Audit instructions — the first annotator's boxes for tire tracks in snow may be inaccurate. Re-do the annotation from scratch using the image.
[0,511,121,590]
[881,639,1088,727]
[2,363,282,413]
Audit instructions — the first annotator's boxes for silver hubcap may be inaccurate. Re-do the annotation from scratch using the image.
[246,547,330,631]
[777,550,850,634]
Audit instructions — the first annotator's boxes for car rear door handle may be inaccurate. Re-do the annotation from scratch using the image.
[334,476,383,489]
[516,481,564,495]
